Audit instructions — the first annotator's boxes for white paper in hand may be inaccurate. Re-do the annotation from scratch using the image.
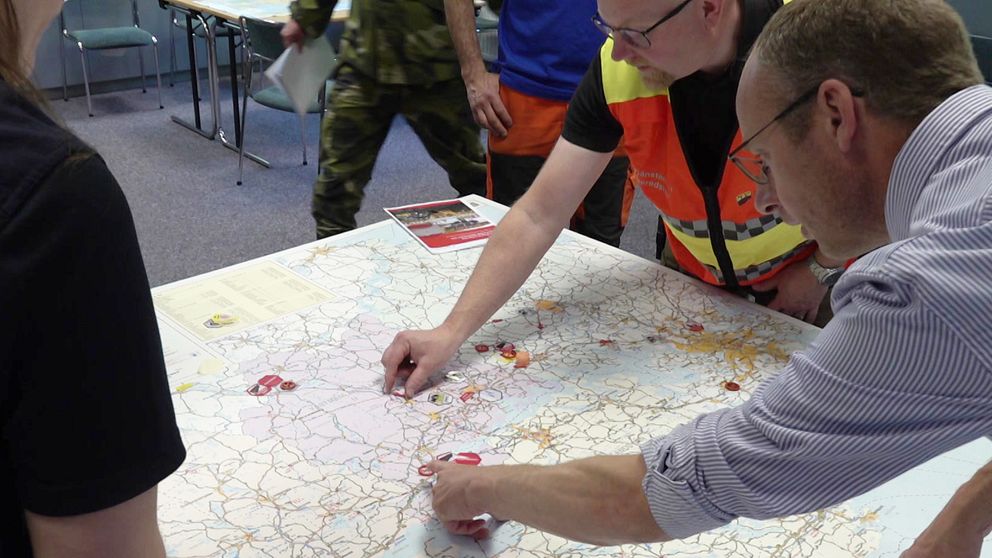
[264,36,336,116]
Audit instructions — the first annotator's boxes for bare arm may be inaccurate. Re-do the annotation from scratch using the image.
[902,461,992,558]
[444,0,486,82]
[383,139,612,395]
[26,486,166,558]
[430,455,669,545]
[443,0,511,136]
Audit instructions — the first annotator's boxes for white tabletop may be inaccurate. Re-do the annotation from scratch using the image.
[153,195,992,557]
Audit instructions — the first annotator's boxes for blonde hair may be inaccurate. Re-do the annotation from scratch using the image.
[0,0,51,109]
[754,0,983,136]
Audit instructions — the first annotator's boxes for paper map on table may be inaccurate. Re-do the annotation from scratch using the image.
[153,196,991,557]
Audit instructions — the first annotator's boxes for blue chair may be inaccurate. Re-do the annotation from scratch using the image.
[237,16,334,186]
[59,0,163,117]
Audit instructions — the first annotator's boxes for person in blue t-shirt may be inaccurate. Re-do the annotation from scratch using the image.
[444,0,634,247]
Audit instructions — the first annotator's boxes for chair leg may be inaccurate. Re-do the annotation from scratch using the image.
[169,11,176,86]
[60,36,68,101]
[152,38,163,109]
[78,45,93,117]
[138,44,147,93]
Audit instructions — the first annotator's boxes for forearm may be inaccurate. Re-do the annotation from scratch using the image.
[440,196,567,341]
[485,455,668,545]
[440,140,609,342]
[444,0,487,80]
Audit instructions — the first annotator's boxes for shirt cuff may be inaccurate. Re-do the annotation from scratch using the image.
[640,425,736,538]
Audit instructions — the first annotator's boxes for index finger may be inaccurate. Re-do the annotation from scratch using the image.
[481,104,508,138]
[380,337,410,393]
[491,97,513,130]
[426,459,454,475]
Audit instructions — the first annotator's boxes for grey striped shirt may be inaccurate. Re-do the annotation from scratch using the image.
[641,84,992,538]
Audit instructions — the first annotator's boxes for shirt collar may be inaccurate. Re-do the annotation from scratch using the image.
[887,84,992,241]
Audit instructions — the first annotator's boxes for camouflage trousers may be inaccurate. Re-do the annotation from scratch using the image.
[313,66,487,239]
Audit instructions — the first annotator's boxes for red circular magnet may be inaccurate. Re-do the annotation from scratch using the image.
[474,344,490,353]
[452,452,481,466]
[280,380,298,391]
[724,381,741,392]
[418,464,434,477]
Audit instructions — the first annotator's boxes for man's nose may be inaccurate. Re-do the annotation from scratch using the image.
[610,37,633,62]
[754,183,780,215]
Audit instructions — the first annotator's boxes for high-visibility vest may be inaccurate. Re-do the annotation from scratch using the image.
[600,48,813,286]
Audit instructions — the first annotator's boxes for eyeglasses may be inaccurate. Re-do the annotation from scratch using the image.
[591,0,693,49]
[729,84,864,184]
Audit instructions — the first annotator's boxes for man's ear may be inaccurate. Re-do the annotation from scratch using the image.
[701,0,724,29]
[818,79,860,153]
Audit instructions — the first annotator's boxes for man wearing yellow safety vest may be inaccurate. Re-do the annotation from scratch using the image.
[383,0,846,397]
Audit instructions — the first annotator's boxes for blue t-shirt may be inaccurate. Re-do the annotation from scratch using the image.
[496,0,606,101]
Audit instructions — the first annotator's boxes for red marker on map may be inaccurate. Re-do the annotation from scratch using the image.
[258,375,283,388]
[247,375,283,396]
[418,452,482,476]
[246,384,271,397]
[451,452,481,465]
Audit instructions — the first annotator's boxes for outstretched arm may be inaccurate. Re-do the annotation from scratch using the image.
[382,139,611,396]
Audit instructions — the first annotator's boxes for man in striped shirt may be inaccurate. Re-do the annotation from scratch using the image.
[425,0,992,549]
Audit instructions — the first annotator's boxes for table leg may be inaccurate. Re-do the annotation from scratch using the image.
[169,10,218,140]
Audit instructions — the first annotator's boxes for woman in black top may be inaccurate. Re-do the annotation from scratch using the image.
[0,2,186,557]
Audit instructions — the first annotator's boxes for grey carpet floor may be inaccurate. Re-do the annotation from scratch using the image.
[51,78,660,287]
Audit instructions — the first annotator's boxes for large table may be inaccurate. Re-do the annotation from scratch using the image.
[153,195,992,557]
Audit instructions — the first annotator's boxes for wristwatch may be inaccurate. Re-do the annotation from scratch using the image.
[808,256,844,286]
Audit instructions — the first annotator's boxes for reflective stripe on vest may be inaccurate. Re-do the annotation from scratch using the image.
[704,241,815,283]
[600,47,812,286]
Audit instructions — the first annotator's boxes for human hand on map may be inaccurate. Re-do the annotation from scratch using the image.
[751,258,828,324]
[427,460,503,540]
[382,327,462,397]
[280,19,305,52]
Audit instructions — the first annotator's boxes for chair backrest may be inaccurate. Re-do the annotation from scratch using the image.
[60,0,141,34]
[240,16,285,65]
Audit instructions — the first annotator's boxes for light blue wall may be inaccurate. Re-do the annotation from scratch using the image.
[33,0,236,92]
